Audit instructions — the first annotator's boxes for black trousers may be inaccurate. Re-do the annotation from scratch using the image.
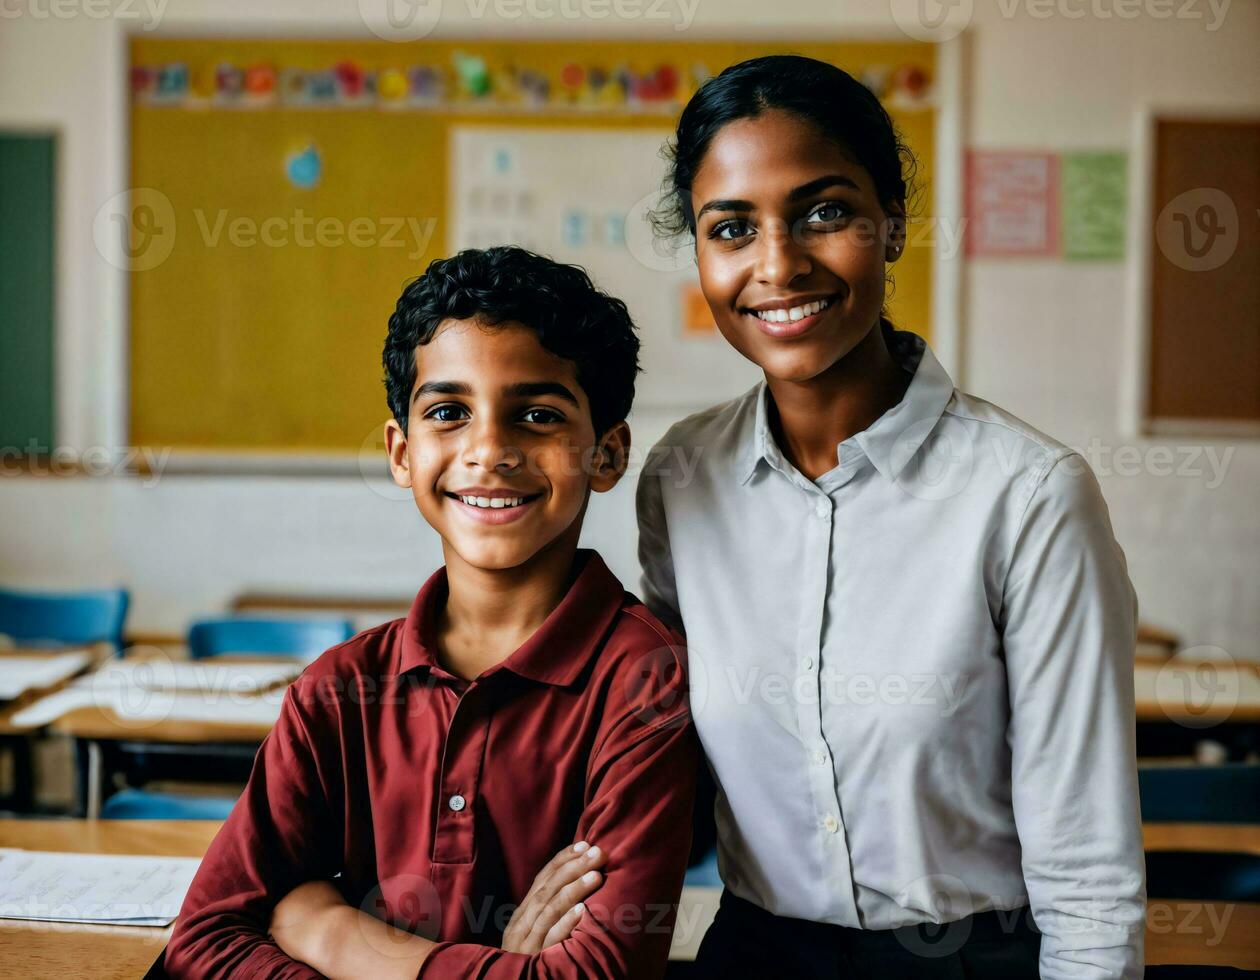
[692,890,1041,980]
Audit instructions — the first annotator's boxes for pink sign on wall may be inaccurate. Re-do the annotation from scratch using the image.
[965,151,1060,257]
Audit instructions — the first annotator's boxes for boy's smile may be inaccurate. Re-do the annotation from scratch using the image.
[385,317,628,572]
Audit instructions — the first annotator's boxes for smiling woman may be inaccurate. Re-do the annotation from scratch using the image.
[637,55,1146,980]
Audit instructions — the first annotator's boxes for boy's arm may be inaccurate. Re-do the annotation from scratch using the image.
[164,683,342,979]
[420,670,699,980]
[270,685,698,980]
[270,844,610,978]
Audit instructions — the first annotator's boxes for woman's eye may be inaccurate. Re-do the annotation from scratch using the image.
[711,218,753,242]
[425,404,468,423]
[806,202,850,225]
[521,407,564,425]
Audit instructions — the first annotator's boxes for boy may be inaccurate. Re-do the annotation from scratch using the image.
[165,247,698,979]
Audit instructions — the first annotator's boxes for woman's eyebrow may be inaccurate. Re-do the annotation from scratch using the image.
[695,198,752,220]
[787,175,861,201]
[695,175,861,221]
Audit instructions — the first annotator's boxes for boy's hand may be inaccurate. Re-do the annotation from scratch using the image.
[502,841,608,954]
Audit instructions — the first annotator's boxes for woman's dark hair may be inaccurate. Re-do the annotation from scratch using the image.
[653,54,922,334]
[383,246,640,435]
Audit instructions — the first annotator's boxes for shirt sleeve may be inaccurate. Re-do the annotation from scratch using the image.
[417,641,699,980]
[635,447,684,634]
[1000,452,1146,980]
[165,684,340,979]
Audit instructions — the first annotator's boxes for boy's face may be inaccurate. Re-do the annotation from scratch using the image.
[385,318,629,572]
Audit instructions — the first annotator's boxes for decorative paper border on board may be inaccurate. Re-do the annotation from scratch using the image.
[965,151,1060,258]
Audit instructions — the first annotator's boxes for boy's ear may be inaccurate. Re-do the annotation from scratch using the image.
[589,421,631,494]
[383,418,413,489]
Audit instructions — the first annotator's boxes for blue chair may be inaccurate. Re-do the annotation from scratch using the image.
[683,846,722,888]
[187,617,355,661]
[1139,764,1260,823]
[1145,850,1260,903]
[0,586,129,651]
[101,787,237,820]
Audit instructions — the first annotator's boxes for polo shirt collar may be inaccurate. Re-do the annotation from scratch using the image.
[398,548,626,687]
[737,329,955,485]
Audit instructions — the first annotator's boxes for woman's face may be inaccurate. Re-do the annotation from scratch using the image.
[689,109,905,383]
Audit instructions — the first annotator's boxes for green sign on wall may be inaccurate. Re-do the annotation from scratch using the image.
[1061,151,1128,261]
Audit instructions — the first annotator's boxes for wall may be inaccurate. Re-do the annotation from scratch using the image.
[0,0,1257,660]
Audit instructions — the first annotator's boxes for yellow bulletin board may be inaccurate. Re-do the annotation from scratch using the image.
[128,38,937,456]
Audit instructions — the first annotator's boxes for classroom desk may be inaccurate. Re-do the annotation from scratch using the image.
[0,646,113,812]
[1134,659,1260,724]
[1,819,1256,976]
[0,645,113,735]
[0,819,220,980]
[21,654,293,819]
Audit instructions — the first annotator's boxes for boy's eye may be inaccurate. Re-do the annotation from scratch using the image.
[520,407,564,425]
[425,403,469,424]
[710,218,753,242]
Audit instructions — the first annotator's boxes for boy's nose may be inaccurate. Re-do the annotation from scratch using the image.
[462,421,523,472]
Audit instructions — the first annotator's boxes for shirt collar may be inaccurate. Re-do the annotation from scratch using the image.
[397,548,626,687]
[737,329,955,486]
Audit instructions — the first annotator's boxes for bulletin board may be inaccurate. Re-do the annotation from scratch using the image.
[128,38,937,456]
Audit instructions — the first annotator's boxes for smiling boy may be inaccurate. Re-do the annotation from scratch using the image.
[164,247,698,979]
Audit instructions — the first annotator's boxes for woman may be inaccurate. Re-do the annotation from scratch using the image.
[637,55,1145,978]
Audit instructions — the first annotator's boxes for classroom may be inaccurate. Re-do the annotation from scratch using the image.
[0,0,1257,977]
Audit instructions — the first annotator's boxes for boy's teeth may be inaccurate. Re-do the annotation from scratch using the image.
[755,298,830,323]
[459,495,524,509]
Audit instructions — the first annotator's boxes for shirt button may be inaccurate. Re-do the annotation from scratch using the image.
[448,795,466,812]
[813,750,827,765]
[823,815,839,834]
[801,656,814,671]
[815,500,829,520]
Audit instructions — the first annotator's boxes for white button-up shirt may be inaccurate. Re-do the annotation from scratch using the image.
[637,331,1145,978]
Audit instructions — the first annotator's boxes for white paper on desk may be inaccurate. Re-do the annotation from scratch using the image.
[8,681,286,729]
[113,690,284,726]
[0,849,201,926]
[7,686,100,728]
[0,652,91,701]
[101,659,300,694]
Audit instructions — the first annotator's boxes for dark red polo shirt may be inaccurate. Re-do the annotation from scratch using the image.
[166,549,698,979]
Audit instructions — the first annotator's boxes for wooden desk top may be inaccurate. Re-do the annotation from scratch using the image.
[1134,659,1260,725]
[2,820,1258,975]
[50,705,277,745]
[1144,823,1260,855]
[0,820,222,980]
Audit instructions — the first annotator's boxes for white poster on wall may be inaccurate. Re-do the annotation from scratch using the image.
[449,125,763,412]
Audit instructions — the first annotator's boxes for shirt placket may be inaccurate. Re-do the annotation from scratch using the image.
[792,479,861,926]
[433,684,491,864]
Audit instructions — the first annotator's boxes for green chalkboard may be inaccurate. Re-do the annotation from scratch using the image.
[0,134,55,456]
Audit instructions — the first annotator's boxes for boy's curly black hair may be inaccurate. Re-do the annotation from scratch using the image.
[384,246,640,436]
